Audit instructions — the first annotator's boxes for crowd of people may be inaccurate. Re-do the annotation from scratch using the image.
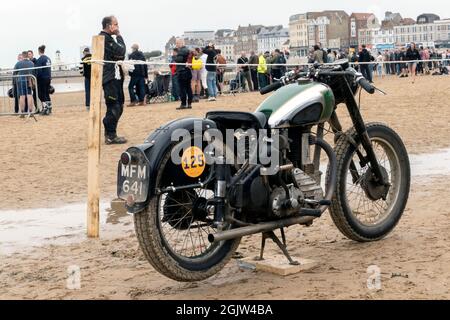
[168,39,229,110]
[348,43,450,83]
[167,40,290,109]
[9,14,449,146]
[12,46,53,116]
[305,42,450,84]
[133,39,450,112]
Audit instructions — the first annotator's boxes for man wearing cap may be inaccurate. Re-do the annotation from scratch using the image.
[128,43,148,107]
[80,48,92,110]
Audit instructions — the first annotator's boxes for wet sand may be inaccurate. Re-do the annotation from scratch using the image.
[1,75,450,300]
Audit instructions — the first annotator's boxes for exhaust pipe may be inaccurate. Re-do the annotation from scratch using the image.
[209,137,338,244]
[208,216,314,243]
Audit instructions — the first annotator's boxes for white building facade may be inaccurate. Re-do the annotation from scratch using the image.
[394,23,436,47]
[214,42,236,62]
[307,16,331,47]
[357,19,450,49]
[182,31,215,41]
[358,27,395,50]
[434,19,450,43]
[257,26,289,53]
[289,14,309,56]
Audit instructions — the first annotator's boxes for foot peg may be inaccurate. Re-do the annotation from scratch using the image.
[304,199,332,207]
[319,200,332,206]
[300,208,322,218]
[301,199,331,218]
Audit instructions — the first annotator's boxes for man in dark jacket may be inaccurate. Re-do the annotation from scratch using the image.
[248,51,259,91]
[358,45,373,83]
[237,52,253,92]
[27,50,38,108]
[174,38,193,110]
[100,16,127,145]
[271,49,286,80]
[36,45,52,115]
[169,48,180,101]
[13,53,23,113]
[128,44,148,106]
[80,48,92,110]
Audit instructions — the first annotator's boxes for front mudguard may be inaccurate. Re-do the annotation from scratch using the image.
[118,117,217,214]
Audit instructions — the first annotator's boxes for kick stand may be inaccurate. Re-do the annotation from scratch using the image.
[256,229,300,266]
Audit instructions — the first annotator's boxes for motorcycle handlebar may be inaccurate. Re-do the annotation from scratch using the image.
[259,68,376,95]
[356,77,376,94]
[260,81,284,95]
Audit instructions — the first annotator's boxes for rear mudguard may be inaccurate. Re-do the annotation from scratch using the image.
[118,117,217,214]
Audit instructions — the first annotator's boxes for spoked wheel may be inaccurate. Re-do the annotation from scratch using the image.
[160,188,218,258]
[330,123,411,242]
[134,141,240,282]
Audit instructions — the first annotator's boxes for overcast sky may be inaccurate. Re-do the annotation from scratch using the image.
[1,1,449,68]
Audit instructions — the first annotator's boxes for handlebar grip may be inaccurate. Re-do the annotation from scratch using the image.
[260,81,284,95]
[358,77,375,94]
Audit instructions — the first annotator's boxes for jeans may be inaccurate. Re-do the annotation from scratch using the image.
[258,73,268,90]
[377,65,383,77]
[103,79,124,138]
[385,64,391,75]
[171,74,180,100]
[177,70,193,106]
[240,71,253,91]
[207,71,217,98]
[360,65,373,82]
[128,76,146,103]
[250,69,259,91]
[391,63,396,75]
[84,77,91,107]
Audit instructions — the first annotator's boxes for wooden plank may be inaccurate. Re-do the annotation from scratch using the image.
[239,255,319,276]
[87,35,105,238]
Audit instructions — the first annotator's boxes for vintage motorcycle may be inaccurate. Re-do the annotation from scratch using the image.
[117,60,411,282]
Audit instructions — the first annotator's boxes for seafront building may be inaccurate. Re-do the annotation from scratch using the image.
[164,10,450,59]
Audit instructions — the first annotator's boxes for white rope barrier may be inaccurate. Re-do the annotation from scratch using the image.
[2,58,450,76]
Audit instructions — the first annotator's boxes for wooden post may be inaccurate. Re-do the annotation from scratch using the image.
[87,35,105,238]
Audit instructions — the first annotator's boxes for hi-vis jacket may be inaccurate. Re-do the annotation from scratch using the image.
[258,55,267,74]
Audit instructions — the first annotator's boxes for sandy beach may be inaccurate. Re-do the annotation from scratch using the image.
[1,75,450,300]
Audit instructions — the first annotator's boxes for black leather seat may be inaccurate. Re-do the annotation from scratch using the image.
[206,111,268,129]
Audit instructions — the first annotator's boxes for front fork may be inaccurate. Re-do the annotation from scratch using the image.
[328,80,388,186]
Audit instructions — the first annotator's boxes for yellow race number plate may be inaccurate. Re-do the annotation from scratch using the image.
[182,147,206,178]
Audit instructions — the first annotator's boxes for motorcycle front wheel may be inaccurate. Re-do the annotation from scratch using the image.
[329,123,411,242]
[134,140,240,282]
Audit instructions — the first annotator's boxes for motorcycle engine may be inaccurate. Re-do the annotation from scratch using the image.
[270,168,324,218]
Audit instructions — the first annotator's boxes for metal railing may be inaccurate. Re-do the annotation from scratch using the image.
[0,74,41,117]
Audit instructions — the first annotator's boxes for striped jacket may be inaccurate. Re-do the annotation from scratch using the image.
[79,54,92,79]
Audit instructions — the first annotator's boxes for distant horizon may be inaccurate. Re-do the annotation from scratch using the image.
[1,1,449,68]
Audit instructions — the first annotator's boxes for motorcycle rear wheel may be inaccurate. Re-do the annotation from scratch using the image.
[134,141,240,282]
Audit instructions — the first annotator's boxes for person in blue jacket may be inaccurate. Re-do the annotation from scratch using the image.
[35,45,52,115]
